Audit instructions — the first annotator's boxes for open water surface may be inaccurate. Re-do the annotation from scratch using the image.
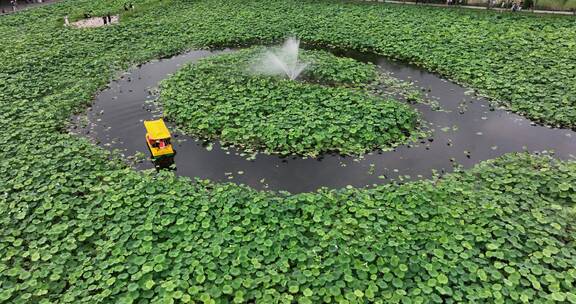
[70,48,576,192]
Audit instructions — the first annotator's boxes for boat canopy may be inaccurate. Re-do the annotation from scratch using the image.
[144,119,171,140]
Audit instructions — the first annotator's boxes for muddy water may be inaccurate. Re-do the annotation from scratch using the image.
[70,48,576,193]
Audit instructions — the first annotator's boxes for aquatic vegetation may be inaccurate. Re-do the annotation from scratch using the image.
[1,149,575,303]
[160,48,419,156]
[0,0,575,302]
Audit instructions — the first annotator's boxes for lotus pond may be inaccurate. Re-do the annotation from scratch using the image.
[1,0,576,303]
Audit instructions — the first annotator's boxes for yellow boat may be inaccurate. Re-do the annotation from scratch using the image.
[144,119,175,159]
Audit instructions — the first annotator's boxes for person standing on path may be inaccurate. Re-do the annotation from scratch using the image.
[64,15,70,27]
[11,0,17,12]
[102,15,108,25]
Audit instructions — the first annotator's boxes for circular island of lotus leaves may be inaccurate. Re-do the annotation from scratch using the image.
[159,47,422,156]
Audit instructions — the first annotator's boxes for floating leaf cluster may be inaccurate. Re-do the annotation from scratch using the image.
[1,149,575,303]
[0,0,575,302]
[160,48,419,156]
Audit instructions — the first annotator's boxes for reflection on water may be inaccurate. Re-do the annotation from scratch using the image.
[153,156,176,171]
[69,48,576,193]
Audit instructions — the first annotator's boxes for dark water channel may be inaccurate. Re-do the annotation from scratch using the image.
[70,48,576,193]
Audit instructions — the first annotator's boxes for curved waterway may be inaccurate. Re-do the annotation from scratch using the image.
[69,48,576,193]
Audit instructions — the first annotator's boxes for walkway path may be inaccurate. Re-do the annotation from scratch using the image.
[363,0,576,16]
[0,0,60,15]
[2,0,573,16]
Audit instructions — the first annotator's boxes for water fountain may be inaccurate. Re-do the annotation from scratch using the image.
[251,37,309,80]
